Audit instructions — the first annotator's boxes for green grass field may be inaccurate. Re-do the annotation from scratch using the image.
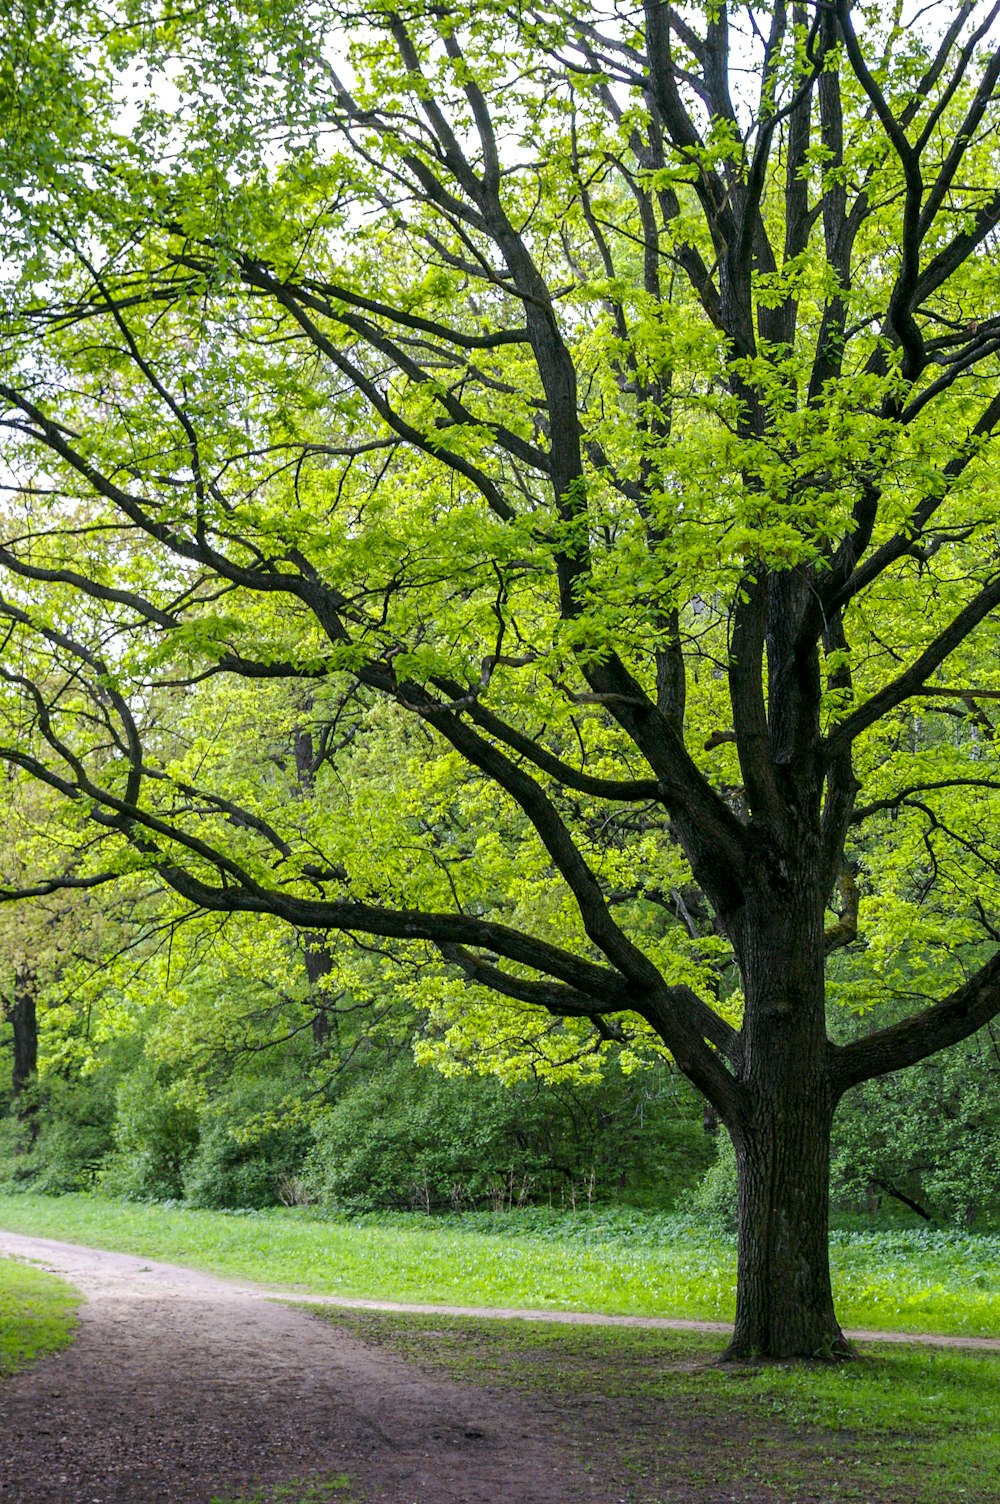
[0,1256,79,1377]
[0,1193,997,1338]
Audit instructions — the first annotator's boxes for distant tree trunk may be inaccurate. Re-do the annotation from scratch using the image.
[7,963,38,1108]
[291,708,338,1050]
[302,936,336,1049]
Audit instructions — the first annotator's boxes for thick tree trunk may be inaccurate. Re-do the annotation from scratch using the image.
[726,1091,848,1359]
[721,858,851,1361]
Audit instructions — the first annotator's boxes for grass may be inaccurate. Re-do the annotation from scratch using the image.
[0,1255,79,1377]
[0,1192,997,1338]
[0,1193,994,1502]
[211,1476,358,1504]
[303,1307,1000,1503]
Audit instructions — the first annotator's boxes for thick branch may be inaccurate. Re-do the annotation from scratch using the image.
[833,950,1000,1091]
[440,943,628,1016]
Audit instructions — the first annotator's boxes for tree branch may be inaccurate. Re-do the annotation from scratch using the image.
[825,573,1000,758]
[833,950,1000,1091]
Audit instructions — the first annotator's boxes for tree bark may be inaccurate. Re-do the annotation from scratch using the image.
[727,1089,847,1360]
[302,936,336,1049]
[8,964,38,1100]
[722,857,851,1361]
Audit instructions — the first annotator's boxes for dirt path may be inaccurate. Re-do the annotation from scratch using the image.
[0,1231,996,1504]
[0,1231,608,1504]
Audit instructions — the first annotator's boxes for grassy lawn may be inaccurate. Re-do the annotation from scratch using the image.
[0,1193,997,1339]
[304,1308,1000,1503]
[0,1256,79,1377]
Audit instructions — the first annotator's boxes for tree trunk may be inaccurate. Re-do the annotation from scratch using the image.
[726,1090,848,1360]
[302,936,336,1049]
[9,964,38,1100]
[721,862,851,1361]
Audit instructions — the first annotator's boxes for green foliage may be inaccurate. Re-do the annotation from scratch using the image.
[684,1131,738,1232]
[0,1073,116,1195]
[305,1055,711,1212]
[306,1059,523,1212]
[98,1065,199,1201]
[832,1028,1000,1225]
[0,892,714,1216]
[184,1077,314,1211]
[0,1255,78,1376]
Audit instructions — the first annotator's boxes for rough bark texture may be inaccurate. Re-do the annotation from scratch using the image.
[729,1094,845,1360]
[724,850,849,1360]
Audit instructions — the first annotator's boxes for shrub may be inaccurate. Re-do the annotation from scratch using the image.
[685,1131,738,1231]
[98,1066,199,1201]
[305,1055,713,1213]
[183,1080,313,1210]
[0,1073,116,1195]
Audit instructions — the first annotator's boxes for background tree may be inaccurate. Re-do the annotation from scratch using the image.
[2,1,1000,1357]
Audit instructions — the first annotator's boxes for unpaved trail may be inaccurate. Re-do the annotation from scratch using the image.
[279,1293,1000,1351]
[0,1231,608,1504]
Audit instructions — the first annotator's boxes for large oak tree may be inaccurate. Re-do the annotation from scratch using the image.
[3,0,1000,1357]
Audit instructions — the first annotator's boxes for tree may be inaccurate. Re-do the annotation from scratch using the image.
[0,779,112,1107]
[2,0,1000,1358]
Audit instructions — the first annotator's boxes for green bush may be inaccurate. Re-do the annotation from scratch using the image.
[98,1066,199,1201]
[0,1074,116,1195]
[305,1059,524,1211]
[0,1009,714,1216]
[306,1056,712,1213]
[183,1080,313,1210]
[685,1131,738,1231]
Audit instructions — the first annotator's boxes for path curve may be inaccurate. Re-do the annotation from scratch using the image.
[0,1230,609,1504]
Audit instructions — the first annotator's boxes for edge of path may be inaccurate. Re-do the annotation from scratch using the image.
[280,1292,1000,1350]
[1,1227,997,1352]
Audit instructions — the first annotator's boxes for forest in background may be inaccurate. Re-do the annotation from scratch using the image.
[1,887,998,1227]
